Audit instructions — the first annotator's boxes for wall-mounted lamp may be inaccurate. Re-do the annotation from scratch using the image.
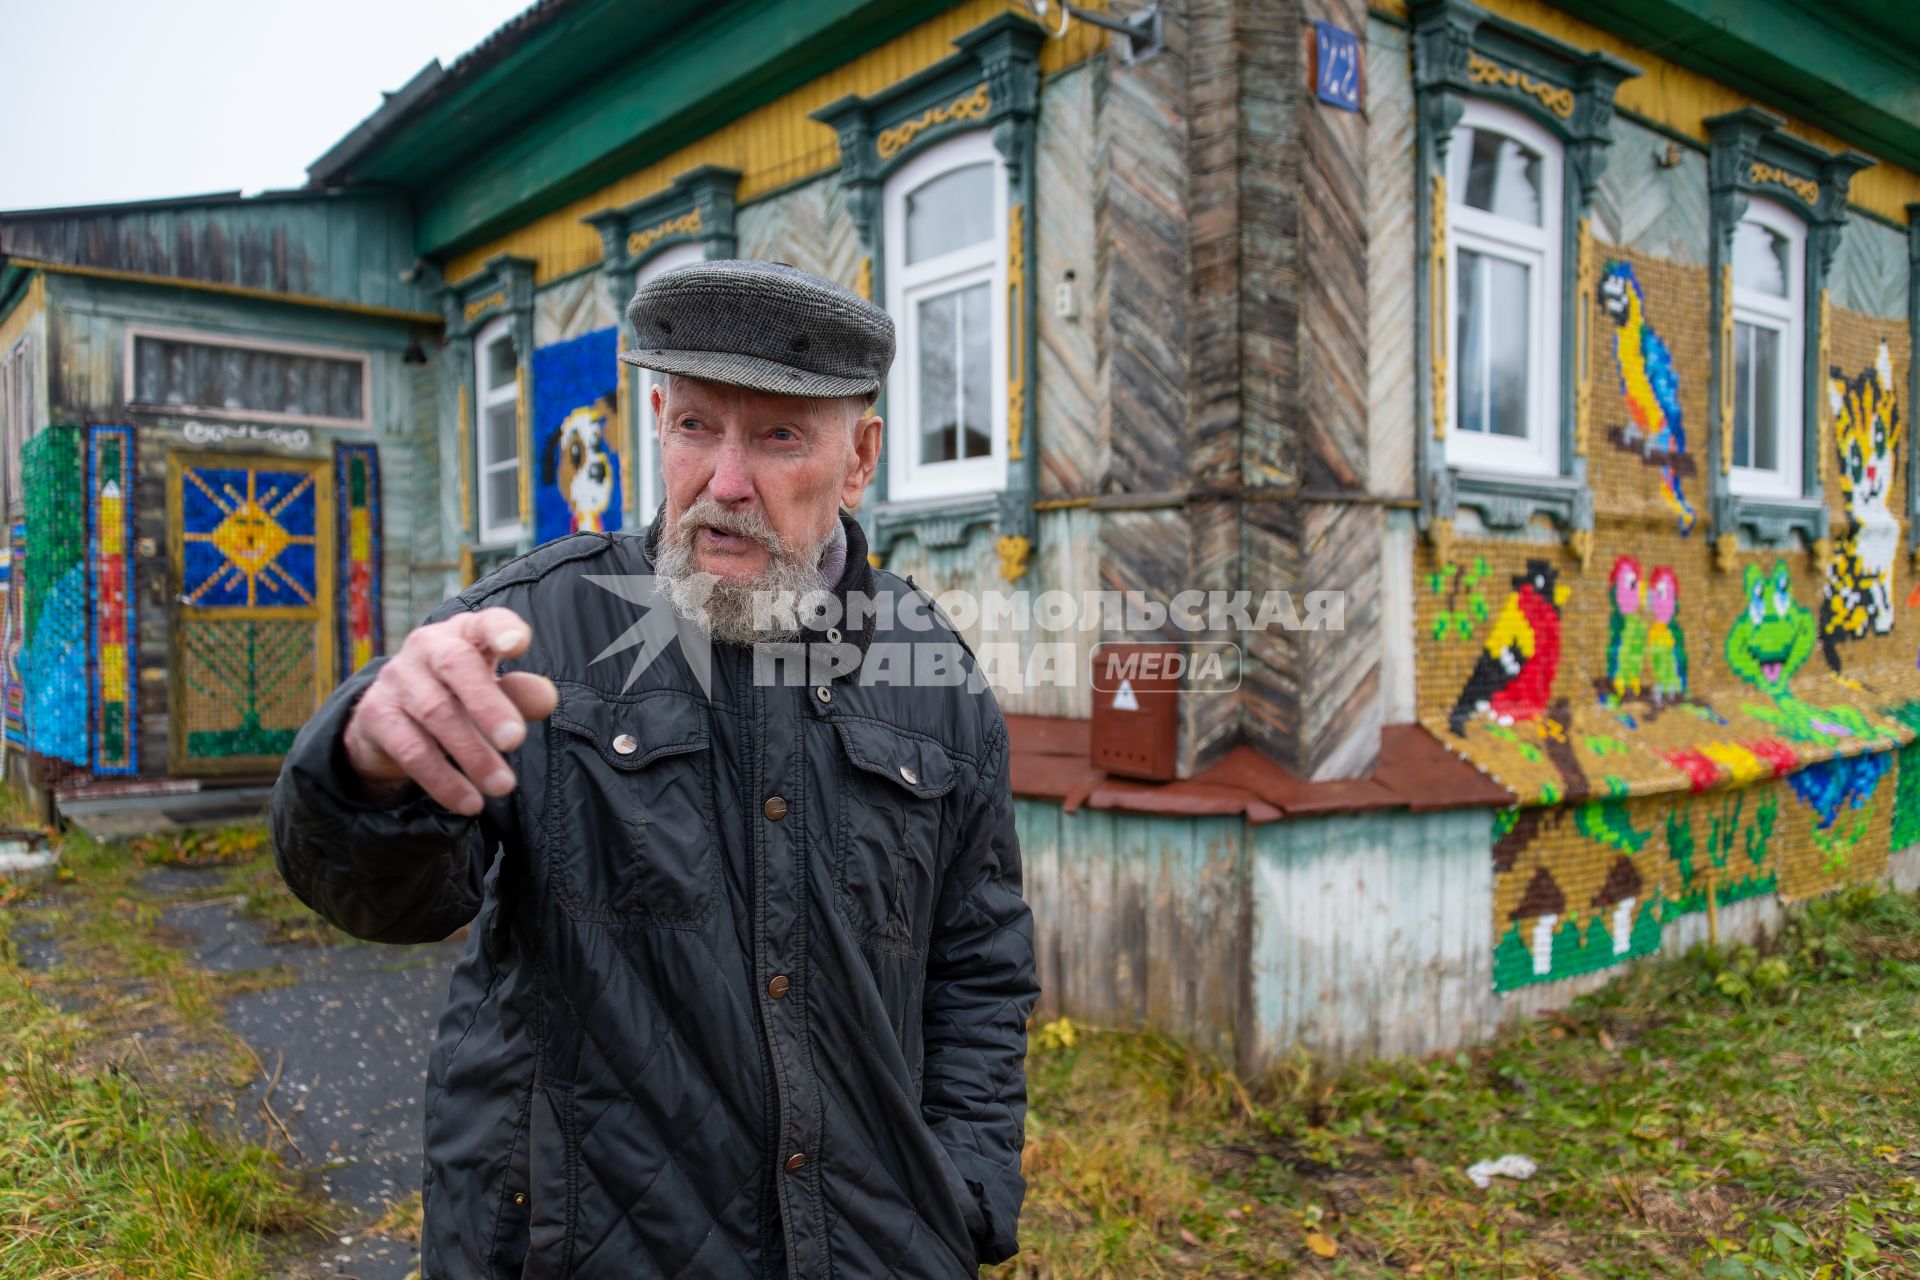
[1022,0,1164,65]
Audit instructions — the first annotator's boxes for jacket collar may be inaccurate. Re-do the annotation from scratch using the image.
[640,507,879,661]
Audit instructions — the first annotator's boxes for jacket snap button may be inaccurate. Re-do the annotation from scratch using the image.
[785,1152,807,1174]
[763,796,789,821]
[815,685,833,704]
[826,627,842,643]
[768,974,791,998]
[513,1192,527,1207]
[898,764,918,785]
[612,733,638,756]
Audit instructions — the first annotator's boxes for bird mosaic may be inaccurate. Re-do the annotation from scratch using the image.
[1600,261,1695,533]
[1645,565,1688,701]
[1448,559,1569,736]
[1605,555,1648,701]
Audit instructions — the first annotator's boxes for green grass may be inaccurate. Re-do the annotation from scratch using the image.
[0,819,331,1279]
[8,807,1918,1278]
[1003,884,1920,1279]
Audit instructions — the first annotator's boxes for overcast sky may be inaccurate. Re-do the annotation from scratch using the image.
[0,0,534,211]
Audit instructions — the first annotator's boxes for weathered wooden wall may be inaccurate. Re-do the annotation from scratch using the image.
[0,191,435,315]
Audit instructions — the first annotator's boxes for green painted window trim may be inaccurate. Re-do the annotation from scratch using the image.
[812,12,1046,561]
[1704,108,1871,551]
[1409,0,1638,541]
[582,165,741,281]
[442,254,535,547]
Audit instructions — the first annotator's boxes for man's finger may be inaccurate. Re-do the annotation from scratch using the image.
[360,698,483,815]
[462,606,533,660]
[499,672,560,722]
[388,661,516,798]
[422,631,530,753]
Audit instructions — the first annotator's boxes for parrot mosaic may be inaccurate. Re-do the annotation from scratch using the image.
[1600,261,1695,534]
[1644,565,1688,701]
[1605,555,1648,700]
[1448,559,1569,736]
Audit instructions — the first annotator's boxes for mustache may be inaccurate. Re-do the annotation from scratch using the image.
[671,497,787,557]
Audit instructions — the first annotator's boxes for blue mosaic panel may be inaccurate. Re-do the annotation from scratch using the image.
[180,464,319,610]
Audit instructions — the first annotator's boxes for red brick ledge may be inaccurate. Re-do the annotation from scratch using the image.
[1006,716,1513,823]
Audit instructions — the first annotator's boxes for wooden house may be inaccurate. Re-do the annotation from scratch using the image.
[6,0,1920,1065]
[0,189,447,808]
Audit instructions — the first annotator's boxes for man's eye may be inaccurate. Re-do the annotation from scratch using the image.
[770,427,797,441]
[677,417,705,432]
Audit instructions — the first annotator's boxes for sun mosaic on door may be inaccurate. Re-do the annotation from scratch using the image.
[1422,233,1920,992]
[176,460,326,764]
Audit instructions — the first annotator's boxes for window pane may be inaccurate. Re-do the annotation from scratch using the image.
[484,402,518,466]
[132,334,364,421]
[1453,126,1542,226]
[906,163,994,265]
[960,281,992,459]
[1455,250,1532,440]
[484,334,516,391]
[1487,257,1530,438]
[484,468,518,529]
[917,292,959,463]
[1751,323,1779,471]
[1733,323,1753,468]
[1733,220,1790,297]
[1457,252,1488,434]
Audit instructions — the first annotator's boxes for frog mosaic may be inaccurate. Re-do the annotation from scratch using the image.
[1728,560,1874,742]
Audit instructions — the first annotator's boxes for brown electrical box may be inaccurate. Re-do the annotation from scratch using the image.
[1089,641,1181,781]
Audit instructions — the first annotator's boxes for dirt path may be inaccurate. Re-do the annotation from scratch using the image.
[144,863,462,1280]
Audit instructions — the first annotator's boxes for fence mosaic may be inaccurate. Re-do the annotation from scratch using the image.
[334,442,384,681]
[20,424,88,769]
[88,425,137,776]
[531,326,622,544]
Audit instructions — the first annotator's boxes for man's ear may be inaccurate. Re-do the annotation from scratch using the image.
[841,413,883,511]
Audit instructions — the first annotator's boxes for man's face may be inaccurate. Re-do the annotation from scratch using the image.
[651,376,881,580]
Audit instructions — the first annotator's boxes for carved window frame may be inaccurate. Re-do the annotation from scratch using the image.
[583,165,740,531]
[812,12,1042,567]
[442,253,535,552]
[1410,0,1637,551]
[1704,108,1871,558]
[883,131,1012,504]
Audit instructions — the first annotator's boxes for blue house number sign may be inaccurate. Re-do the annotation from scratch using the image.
[1313,21,1361,111]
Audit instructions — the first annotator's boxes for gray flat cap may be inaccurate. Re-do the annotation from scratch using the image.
[621,259,895,399]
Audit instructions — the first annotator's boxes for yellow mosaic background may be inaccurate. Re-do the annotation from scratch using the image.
[1419,233,1920,990]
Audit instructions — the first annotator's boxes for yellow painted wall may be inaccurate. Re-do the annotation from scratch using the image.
[1373,0,1920,224]
[0,274,45,353]
[448,0,1109,287]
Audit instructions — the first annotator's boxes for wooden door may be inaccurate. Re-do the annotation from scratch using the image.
[167,451,333,775]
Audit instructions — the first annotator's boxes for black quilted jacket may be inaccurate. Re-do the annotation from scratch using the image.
[270,513,1038,1278]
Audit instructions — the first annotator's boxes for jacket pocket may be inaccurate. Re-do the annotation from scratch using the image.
[831,717,958,956]
[545,682,718,928]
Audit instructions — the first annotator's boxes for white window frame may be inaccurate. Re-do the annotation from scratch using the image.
[632,240,706,523]
[123,325,372,428]
[474,316,523,546]
[1444,99,1562,479]
[1728,197,1805,500]
[883,131,1010,503]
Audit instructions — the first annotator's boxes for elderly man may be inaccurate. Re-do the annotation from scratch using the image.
[271,260,1038,1280]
